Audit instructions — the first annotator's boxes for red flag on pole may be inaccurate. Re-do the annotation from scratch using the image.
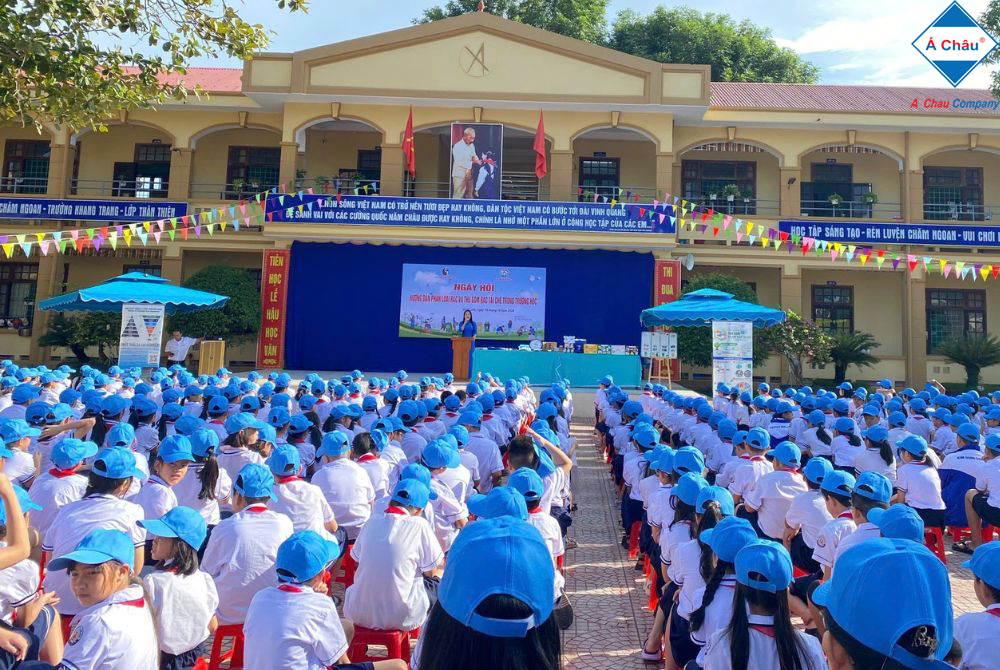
[533,110,547,179]
[402,107,416,178]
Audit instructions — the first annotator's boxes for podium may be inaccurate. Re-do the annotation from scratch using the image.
[451,337,474,380]
[198,340,226,377]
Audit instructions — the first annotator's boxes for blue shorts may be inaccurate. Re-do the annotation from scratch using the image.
[0,604,57,670]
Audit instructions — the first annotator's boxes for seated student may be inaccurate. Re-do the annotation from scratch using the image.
[714,431,748,491]
[372,420,409,489]
[28,439,96,539]
[727,427,773,508]
[831,417,864,475]
[813,538,954,670]
[766,401,794,445]
[1,418,41,489]
[853,425,897,485]
[201,463,294,625]
[351,432,390,503]
[742,441,808,541]
[102,423,150,498]
[217,412,265,483]
[622,424,659,539]
[419,441,468,551]
[941,422,985,551]
[41,447,147,621]
[867,503,925,543]
[344,478,444,632]
[892,435,946,530]
[430,433,473,503]
[930,409,959,456]
[811,469,858,582]
[139,506,219,669]
[833,470,892,562]
[265,444,341,545]
[700,541,826,670]
[311,431,374,543]
[397,401,429,465]
[458,411,503,492]
[953,542,1000,670]
[129,397,160,458]
[172,429,232,536]
[784,457,834,575]
[508,468,565,583]
[414,515,560,670]
[966,434,1000,552]
[705,419,737,477]
[131,435,194,521]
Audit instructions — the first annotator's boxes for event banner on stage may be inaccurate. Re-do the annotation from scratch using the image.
[257,250,291,369]
[779,220,1000,247]
[399,264,546,340]
[712,320,753,394]
[118,303,165,368]
[266,194,676,235]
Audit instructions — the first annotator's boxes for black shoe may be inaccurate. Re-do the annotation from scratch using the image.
[634,558,645,571]
[621,534,630,548]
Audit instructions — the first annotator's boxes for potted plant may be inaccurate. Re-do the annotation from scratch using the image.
[230,177,245,197]
[741,186,752,203]
[708,190,718,201]
[722,184,741,202]
[862,192,878,205]
[828,192,843,207]
[313,175,329,193]
[247,178,262,193]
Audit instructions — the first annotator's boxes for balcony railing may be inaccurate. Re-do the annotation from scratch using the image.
[190,182,280,201]
[71,179,169,199]
[0,176,48,195]
[800,199,902,219]
[681,196,780,217]
[404,172,542,200]
[577,185,658,203]
[923,202,994,221]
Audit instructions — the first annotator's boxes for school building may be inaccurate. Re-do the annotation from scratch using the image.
[2,11,1000,386]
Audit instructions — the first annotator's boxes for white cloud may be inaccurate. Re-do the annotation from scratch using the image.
[414,270,446,285]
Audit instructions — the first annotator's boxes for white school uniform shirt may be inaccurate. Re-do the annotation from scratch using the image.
[0,395,11,412]
[123,450,150,499]
[205,419,228,443]
[728,456,773,499]
[668,539,707,619]
[799,427,832,457]
[466,432,503,491]
[834,520,881,562]
[400,428,428,464]
[0,547,38,623]
[458,449,481,487]
[659,519,693,566]
[42,494,147,616]
[976,457,1000,507]
[853,448,898,483]
[218,446,265,484]
[941,448,984,480]
[831,435,863,468]
[173,463,233,525]
[812,512,857,569]
[61,583,158,670]
[701,613,827,670]
[436,462,473,502]
[0,404,26,421]
[270,477,337,540]
[705,437,733,474]
[932,426,958,455]
[343,508,443,631]
[355,453,390,502]
[144,567,219,655]
[715,455,747,491]
[744,469,809,540]
[310,458,374,540]
[3,448,36,488]
[429,477,468,550]
[905,415,933,441]
[134,424,159,456]
[130,474,177,520]
[201,504,294,624]
[896,461,946,510]
[690,576,738,656]
[638,474,661,508]
[244,584,349,670]
[28,469,89,538]
[954,603,1000,670]
[645,484,673,529]
[784,489,832,550]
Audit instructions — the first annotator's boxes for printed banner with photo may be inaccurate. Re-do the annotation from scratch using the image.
[118,303,165,368]
[449,123,503,200]
[399,263,545,340]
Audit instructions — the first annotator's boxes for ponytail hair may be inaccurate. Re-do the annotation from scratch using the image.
[696,502,724,581]
[688,559,732,631]
[669,500,697,536]
[728,584,814,670]
[815,426,832,446]
[872,439,893,467]
[197,454,220,501]
[847,433,862,448]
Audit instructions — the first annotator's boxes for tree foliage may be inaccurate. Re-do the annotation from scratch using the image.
[675,273,771,368]
[829,331,881,385]
[38,312,121,364]
[979,2,1000,99]
[936,334,1000,388]
[416,0,609,43]
[760,311,832,386]
[168,266,261,342]
[1,0,306,131]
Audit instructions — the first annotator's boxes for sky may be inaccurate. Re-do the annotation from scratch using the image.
[185,0,998,89]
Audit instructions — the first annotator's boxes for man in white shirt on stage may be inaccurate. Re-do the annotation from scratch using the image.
[163,329,200,367]
[451,127,482,198]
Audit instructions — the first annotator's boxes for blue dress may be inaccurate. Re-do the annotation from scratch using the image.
[461,321,477,376]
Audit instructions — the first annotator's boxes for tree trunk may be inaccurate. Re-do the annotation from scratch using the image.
[788,356,804,386]
[70,345,90,364]
[967,365,981,389]
[833,362,848,385]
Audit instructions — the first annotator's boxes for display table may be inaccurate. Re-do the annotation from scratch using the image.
[471,349,642,387]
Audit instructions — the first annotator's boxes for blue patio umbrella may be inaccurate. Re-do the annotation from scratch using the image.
[40,272,229,315]
[639,288,785,328]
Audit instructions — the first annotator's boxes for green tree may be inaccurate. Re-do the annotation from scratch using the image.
[39,312,122,364]
[936,334,1000,388]
[675,273,771,368]
[609,7,818,83]
[168,266,260,342]
[1,0,307,131]
[416,0,609,43]
[980,2,1000,99]
[760,311,832,386]
[828,331,881,385]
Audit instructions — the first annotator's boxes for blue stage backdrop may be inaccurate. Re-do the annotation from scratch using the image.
[285,242,653,373]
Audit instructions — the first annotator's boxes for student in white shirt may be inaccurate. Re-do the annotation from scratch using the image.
[0,419,40,489]
[311,431,374,542]
[831,416,864,474]
[173,428,232,537]
[783,457,833,576]
[28,438,96,539]
[419,441,468,551]
[854,425,897,483]
[892,435,946,530]
[799,409,834,459]
[727,427,773,507]
[833,470,893,563]
[809,469,858,583]
[265,444,341,546]
[954,542,1000,670]
[131,434,194,521]
[201,463,294,625]
[457,412,503,492]
[139,505,219,667]
[244,530,407,670]
[966,435,1000,550]
[509,467,565,592]
[742,441,808,541]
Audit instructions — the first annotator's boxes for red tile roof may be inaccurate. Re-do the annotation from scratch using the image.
[122,66,244,93]
[710,82,1000,115]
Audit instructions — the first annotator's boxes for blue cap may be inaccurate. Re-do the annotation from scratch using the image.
[275,530,340,583]
[834,417,857,434]
[157,435,194,463]
[11,384,41,404]
[863,425,889,443]
[105,422,135,448]
[92,446,143,479]
[318,431,351,458]
[456,411,481,428]
[468,486,529,521]
[398,463,434,490]
[802,456,833,485]
[735,541,793,593]
[438,516,553,637]
[854,471,893,504]
[671,472,708,506]
[421,440,460,470]
[700,516,758,563]
[390,478,435,509]
[897,435,929,458]
[100,395,128,418]
[224,412,258,435]
[957,422,981,443]
[206,395,228,415]
[174,415,204,437]
[746,427,770,450]
[51,438,99,470]
[266,443,301,477]
[139,506,207,550]
[507,467,545,503]
[986,434,1000,454]
[397,400,421,423]
[189,429,220,458]
[696,485,734,516]
[0,485,40,524]
[766,441,801,468]
[267,407,291,427]
[673,447,705,476]
[1,419,40,446]
[48,529,137,572]
[868,504,924,543]
[963,541,1000,590]
[234,463,276,500]
[806,409,826,427]
[813,539,952,668]
[821,469,857,497]
[632,424,659,450]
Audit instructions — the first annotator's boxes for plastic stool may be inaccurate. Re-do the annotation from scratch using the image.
[60,616,73,647]
[335,551,357,588]
[348,627,412,663]
[948,526,969,542]
[924,527,947,565]
[647,577,659,612]
[208,624,245,670]
[627,521,641,560]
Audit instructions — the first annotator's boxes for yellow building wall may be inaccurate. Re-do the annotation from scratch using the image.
[925,275,1000,385]
[922,149,1000,213]
[74,126,173,188]
[572,138,656,192]
[800,151,902,211]
[301,129,383,183]
[190,128,282,189]
[678,150,780,211]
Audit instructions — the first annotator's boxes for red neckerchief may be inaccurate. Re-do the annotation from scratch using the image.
[838,511,854,519]
[278,584,305,593]
[316,399,327,405]
[357,453,377,463]
[423,418,436,423]
[48,468,77,478]
[276,476,299,484]
[446,412,458,417]
[750,455,766,461]
[750,624,775,637]
[386,506,407,515]
[210,419,224,425]
[245,505,268,514]
[739,454,751,460]
[528,507,543,515]
[117,598,145,608]
[986,608,1000,618]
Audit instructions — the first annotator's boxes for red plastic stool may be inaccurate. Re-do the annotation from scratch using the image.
[793,566,809,579]
[643,554,652,579]
[948,526,969,542]
[556,554,565,574]
[627,521,641,560]
[981,525,997,543]
[208,624,245,670]
[924,527,947,565]
[646,578,659,612]
[348,627,412,663]
[335,551,357,588]
[60,615,74,646]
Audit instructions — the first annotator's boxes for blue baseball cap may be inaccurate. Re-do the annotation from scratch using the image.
[963,541,1000,590]
[802,456,833,485]
[868,504,924,543]
[157,435,194,463]
[139,505,207,550]
[105,422,135,448]
[456,411,481,428]
[746,427,770,450]
[51,438,99,470]
[189,429,220,458]
[318,431,351,458]
[735,541,793,593]
[48,529,137,572]
[863,425,889,443]
[957,422,981,443]
[267,407,291,427]
[813,538,953,669]
[671,472,708,507]
[224,412,258,435]
[986,434,1000,454]
[1,419,40,446]
[0,485,40,524]
[468,486,529,521]
[92,446,143,479]
[234,463,276,500]
[696,485,734,516]
[398,462,434,490]
[896,435,929,458]
[174,415,204,436]
[700,516,758,563]
[390,478,435,509]
[766,441,801,468]
[11,384,40,404]
[206,396,229,415]
[421,440,460,470]
[672,447,705,476]
[275,530,341,584]
[821,469,857,497]
[438,516,553,637]
[266,443,301,477]
[834,417,857,434]
[448,425,469,447]
[507,467,545,503]
[854,470,893,504]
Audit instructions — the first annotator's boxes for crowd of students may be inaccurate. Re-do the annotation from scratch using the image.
[0,362,579,669]
[595,375,1000,670]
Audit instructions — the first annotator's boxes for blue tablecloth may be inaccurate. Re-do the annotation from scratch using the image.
[471,349,643,387]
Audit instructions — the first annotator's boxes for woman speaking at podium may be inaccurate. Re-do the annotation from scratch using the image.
[459,310,477,379]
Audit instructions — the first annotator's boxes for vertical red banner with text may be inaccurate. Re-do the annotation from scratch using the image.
[256,250,291,369]
[653,259,682,378]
